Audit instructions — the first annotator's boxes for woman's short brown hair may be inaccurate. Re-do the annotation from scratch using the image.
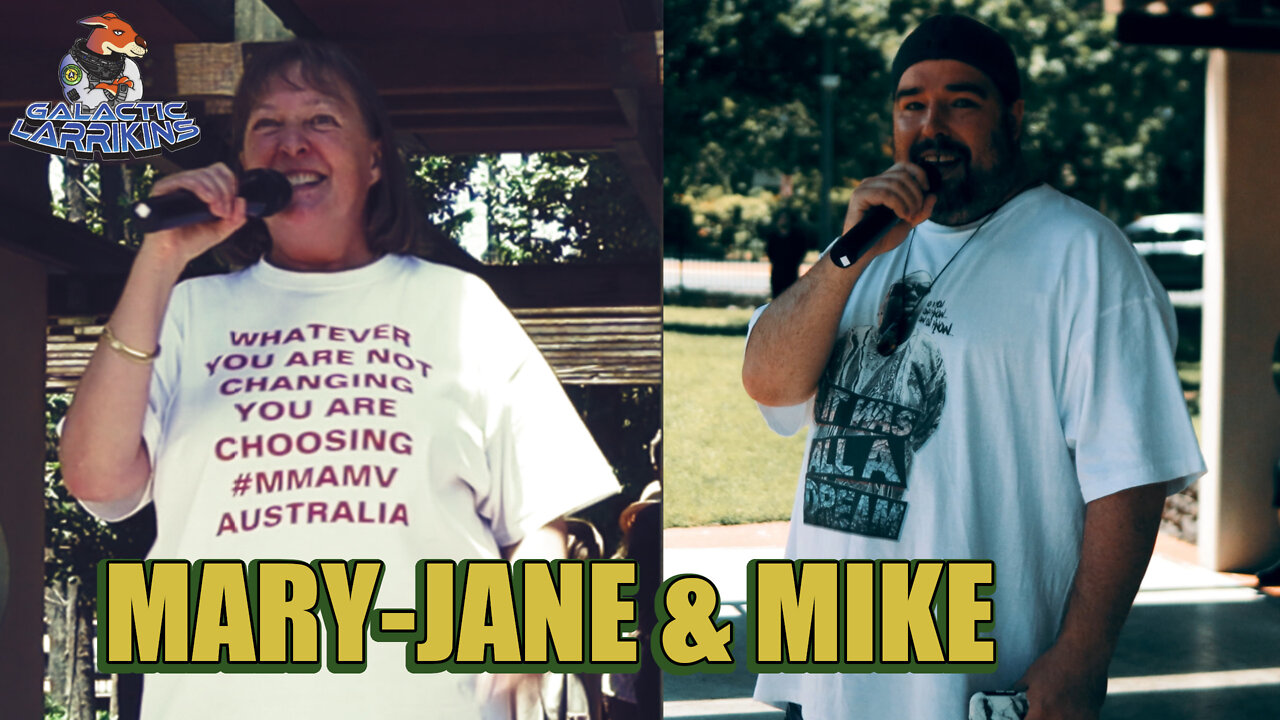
[218,40,416,266]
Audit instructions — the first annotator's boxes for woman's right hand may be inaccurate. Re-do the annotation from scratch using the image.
[63,164,249,506]
[141,162,248,265]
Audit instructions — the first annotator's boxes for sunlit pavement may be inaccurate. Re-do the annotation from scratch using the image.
[663,524,1280,720]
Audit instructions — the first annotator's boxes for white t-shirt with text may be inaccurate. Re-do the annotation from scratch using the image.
[87,254,620,719]
[751,185,1205,719]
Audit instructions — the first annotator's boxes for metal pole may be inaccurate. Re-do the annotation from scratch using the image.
[820,0,839,241]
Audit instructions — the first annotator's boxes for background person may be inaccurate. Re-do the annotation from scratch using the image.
[742,15,1205,720]
[763,209,812,298]
[59,41,619,720]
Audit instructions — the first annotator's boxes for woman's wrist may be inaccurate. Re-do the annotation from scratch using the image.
[134,236,194,282]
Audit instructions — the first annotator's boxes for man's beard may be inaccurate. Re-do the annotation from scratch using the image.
[902,117,1021,226]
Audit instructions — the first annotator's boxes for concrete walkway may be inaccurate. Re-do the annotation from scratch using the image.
[663,524,1280,720]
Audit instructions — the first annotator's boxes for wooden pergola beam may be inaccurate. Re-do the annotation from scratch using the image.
[171,34,657,97]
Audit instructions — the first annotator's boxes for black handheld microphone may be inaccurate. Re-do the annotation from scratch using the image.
[130,169,293,234]
[829,164,942,268]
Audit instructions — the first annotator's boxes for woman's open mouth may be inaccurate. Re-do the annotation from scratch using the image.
[284,171,327,190]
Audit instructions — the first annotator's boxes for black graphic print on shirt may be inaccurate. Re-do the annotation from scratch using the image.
[803,273,947,540]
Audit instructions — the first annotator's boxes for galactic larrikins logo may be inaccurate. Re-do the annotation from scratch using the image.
[8,12,202,160]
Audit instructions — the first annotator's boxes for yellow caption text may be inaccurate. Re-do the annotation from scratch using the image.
[97,559,639,673]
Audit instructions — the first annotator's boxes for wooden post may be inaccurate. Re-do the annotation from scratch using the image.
[1198,49,1280,571]
[99,164,125,246]
[0,245,48,720]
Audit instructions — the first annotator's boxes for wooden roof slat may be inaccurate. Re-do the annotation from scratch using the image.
[525,332,662,342]
[412,129,622,154]
[393,110,627,132]
[171,34,657,97]
[383,90,619,115]
[537,328,655,336]
[513,305,657,316]
[279,0,640,36]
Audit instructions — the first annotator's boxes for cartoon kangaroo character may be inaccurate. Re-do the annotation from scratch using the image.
[59,12,147,109]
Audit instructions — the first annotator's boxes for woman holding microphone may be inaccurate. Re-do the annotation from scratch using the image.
[60,41,618,720]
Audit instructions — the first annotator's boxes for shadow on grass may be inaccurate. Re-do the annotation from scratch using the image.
[665,289,767,308]
[664,321,749,337]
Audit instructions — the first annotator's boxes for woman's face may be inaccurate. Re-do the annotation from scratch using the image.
[240,65,382,263]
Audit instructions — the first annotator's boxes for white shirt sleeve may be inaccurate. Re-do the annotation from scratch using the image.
[745,303,814,438]
[475,292,620,548]
[1059,270,1206,503]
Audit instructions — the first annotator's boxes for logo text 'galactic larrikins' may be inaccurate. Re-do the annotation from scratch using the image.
[10,102,201,160]
[8,11,201,160]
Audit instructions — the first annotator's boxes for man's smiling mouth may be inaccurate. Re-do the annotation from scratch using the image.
[920,152,960,164]
[911,139,970,173]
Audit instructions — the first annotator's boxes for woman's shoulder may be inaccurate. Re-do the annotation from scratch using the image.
[392,253,478,278]
[170,265,256,297]
[391,254,499,296]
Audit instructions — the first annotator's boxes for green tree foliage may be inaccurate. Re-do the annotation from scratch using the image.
[62,151,656,266]
[52,159,157,247]
[44,395,154,720]
[481,153,658,265]
[666,0,1206,253]
[406,153,481,242]
[44,396,154,594]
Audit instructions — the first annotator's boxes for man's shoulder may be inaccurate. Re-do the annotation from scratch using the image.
[1016,186,1170,315]
[1018,184,1125,239]
[1009,184,1139,268]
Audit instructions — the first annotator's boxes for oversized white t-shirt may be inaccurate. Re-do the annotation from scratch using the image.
[751,185,1206,719]
[86,254,620,719]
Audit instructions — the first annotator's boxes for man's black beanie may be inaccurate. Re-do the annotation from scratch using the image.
[890,14,1021,103]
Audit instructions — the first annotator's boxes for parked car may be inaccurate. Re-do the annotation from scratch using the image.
[1123,213,1205,291]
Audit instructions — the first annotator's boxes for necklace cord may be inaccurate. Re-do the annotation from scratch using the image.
[899,181,1040,292]
[876,183,1038,357]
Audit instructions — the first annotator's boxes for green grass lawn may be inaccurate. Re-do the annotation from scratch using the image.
[663,305,1203,528]
[664,305,807,527]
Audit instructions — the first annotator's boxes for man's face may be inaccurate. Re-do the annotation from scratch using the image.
[892,59,1023,225]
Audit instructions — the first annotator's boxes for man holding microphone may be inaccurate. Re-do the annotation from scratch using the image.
[742,15,1204,720]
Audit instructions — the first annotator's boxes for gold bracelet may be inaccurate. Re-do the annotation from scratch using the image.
[100,325,159,364]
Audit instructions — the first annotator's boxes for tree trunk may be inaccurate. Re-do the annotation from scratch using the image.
[66,578,97,720]
[45,583,69,711]
[64,159,87,224]
[64,577,77,712]
[100,163,124,245]
[123,166,139,247]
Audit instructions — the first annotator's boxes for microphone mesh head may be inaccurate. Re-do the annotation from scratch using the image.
[240,168,293,218]
[922,163,942,193]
